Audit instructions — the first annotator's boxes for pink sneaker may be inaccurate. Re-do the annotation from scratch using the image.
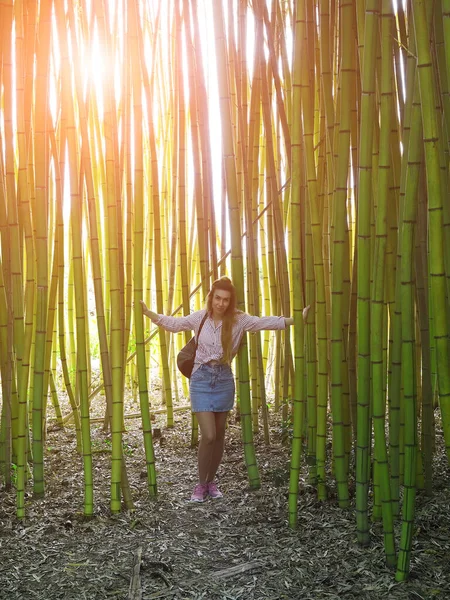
[208,481,223,499]
[190,483,208,502]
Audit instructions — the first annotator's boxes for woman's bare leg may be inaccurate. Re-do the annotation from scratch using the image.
[195,412,216,483]
[206,412,228,482]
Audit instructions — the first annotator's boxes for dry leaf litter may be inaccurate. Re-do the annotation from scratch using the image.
[1,382,449,600]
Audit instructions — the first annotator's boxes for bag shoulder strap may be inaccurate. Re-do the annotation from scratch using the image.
[194,312,208,350]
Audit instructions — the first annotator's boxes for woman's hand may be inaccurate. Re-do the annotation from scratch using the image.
[284,305,311,327]
[302,305,311,323]
[140,300,160,323]
[140,300,150,317]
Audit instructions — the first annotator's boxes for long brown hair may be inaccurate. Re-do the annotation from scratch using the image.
[206,276,237,364]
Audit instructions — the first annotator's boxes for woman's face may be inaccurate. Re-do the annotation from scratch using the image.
[211,289,231,319]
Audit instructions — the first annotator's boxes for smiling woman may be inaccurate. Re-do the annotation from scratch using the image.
[140,276,302,502]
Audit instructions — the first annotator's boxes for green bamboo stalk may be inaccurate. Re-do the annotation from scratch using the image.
[319,0,335,174]
[355,0,379,547]
[395,90,422,583]
[338,40,354,451]
[191,0,219,284]
[0,252,12,487]
[66,6,114,432]
[261,0,291,169]
[387,12,418,518]
[395,0,450,578]
[43,172,61,432]
[67,248,77,389]
[415,190,433,495]
[247,25,271,437]
[145,10,175,429]
[89,104,109,338]
[0,99,13,487]
[48,371,63,428]
[348,69,359,438]
[123,39,134,396]
[53,126,82,453]
[318,1,335,333]
[130,0,157,497]
[31,0,52,497]
[436,0,450,154]
[297,0,328,501]
[213,0,260,489]
[289,4,307,524]
[174,3,191,350]
[59,7,93,516]
[94,1,127,513]
[256,1,291,427]
[305,198,317,484]
[385,95,401,498]
[2,0,29,518]
[412,0,450,465]
[15,0,36,407]
[13,0,37,481]
[233,3,265,436]
[328,0,355,510]
[432,4,450,337]
[369,0,396,566]
[183,0,210,294]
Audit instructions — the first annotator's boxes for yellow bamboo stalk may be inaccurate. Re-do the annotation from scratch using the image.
[31,0,52,498]
[2,0,30,518]
[213,0,260,488]
[94,0,128,513]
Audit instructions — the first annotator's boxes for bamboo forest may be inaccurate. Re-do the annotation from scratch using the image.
[1,0,450,598]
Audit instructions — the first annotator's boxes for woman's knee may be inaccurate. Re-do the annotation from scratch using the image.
[196,412,218,444]
[200,429,216,445]
[215,427,226,443]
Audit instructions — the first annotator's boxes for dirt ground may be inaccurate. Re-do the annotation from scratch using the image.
[1,390,449,600]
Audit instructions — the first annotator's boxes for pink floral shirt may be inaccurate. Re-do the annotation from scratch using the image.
[154,309,285,373]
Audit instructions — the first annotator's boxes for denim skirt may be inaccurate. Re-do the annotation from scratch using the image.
[189,363,235,412]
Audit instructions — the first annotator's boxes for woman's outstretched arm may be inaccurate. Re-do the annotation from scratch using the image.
[140,300,204,333]
[140,300,160,323]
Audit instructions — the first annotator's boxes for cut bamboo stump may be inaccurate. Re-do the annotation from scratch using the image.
[128,546,143,600]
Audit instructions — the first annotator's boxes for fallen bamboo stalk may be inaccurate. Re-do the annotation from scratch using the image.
[89,404,192,424]
[51,404,191,425]
[146,560,265,599]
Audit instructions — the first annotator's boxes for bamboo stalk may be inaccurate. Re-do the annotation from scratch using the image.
[355,0,379,547]
[213,0,260,489]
